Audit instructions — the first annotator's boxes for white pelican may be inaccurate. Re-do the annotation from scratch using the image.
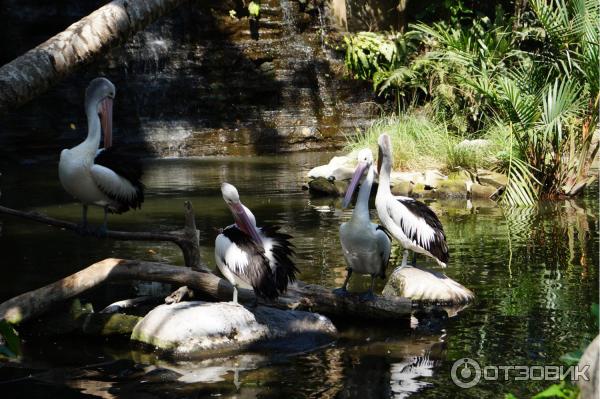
[375,134,449,268]
[215,183,297,304]
[58,77,144,234]
[336,149,391,300]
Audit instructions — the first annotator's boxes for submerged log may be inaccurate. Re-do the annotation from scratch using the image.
[0,0,185,114]
[0,258,412,325]
[0,202,206,271]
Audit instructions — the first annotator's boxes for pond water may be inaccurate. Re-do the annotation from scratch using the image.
[0,153,598,398]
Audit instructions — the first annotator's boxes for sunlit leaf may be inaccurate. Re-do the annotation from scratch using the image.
[248,1,260,17]
[532,382,579,399]
[0,319,21,357]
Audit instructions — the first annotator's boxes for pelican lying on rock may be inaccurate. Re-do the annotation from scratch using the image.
[216,183,297,304]
[58,77,144,234]
[337,149,391,300]
[375,134,449,268]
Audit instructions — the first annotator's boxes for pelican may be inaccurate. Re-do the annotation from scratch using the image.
[58,77,144,234]
[375,134,449,268]
[215,183,297,304]
[336,149,391,300]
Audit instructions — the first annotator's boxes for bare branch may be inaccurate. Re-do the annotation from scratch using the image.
[0,204,208,270]
[0,258,412,325]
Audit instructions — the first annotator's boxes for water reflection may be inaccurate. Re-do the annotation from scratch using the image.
[0,154,597,398]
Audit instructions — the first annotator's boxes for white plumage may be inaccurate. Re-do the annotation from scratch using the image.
[375,134,449,268]
[337,149,391,299]
[215,183,297,304]
[58,77,144,232]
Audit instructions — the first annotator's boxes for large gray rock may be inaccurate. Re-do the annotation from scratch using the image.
[131,302,337,357]
[383,266,474,304]
[306,154,356,181]
[578,334,599,399]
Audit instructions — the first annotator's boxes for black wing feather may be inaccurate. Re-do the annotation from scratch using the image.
[221,226,279,300]
[397,198,449,264]
[94,146,145,213]
[260,225,298,294]
[376,224,391,278]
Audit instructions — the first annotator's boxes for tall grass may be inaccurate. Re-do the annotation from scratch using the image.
[345,109,507,171]
[344,0,599,204]
[345,110,449,171]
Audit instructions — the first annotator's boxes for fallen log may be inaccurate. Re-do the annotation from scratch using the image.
[0,201,206,271]
[0,258,412,325]
[0,0,186,114]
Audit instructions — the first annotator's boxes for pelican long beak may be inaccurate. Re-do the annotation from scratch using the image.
[342,161,368,209]
[99,97,113,148]
[230,202,263,245]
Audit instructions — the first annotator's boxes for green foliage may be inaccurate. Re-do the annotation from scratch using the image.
[0,320,21,358]
[343,32,406,81]
[505,381,579,398]
[345,110,451,170]
[248,1,260,17]
[532,382,579,399]
[343,0,599,205]
[343,109,503,171]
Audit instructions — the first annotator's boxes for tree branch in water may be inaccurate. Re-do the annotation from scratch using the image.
[0,202,207,271]
[0,258,413,325]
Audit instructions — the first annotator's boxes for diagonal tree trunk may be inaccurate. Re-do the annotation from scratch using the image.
[0,258,413,325]
[0,0,185,115]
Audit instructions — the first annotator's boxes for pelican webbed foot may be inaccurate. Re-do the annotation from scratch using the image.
[333,268,353,297]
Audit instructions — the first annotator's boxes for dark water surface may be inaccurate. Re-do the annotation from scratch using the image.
[0,153,598,398]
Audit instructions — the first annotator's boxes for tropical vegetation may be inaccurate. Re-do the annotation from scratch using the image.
[343,0,599,206]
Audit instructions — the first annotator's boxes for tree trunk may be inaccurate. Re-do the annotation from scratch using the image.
[0,258,412,325]
[0,0,186,114]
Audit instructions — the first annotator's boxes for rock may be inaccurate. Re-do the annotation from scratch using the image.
[423,170,448,189]
[389,170,447,193]
[306,155,356,181]
[431,179,466,199]
[382,266,474,304]
[308,176,348,196]
[130,302,337,357]
[390,180,415,196]
[578,334,599,399]
[81,313,143,336]
[390,171,421,185]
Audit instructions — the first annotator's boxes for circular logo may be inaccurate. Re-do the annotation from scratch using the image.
[451,358,481,388]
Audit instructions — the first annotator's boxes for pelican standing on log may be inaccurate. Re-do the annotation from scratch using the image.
[58,77,144,234]
[336,149,391,300]
[375,134,449,268]
[215,183,297,304]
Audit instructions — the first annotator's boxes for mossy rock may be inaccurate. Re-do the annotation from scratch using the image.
[131,302,337,358]
[308,177,347,196]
